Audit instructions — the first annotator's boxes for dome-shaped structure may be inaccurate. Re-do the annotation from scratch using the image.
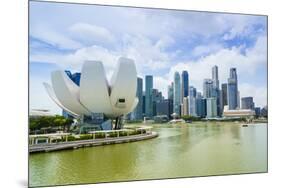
[43,57,139,120]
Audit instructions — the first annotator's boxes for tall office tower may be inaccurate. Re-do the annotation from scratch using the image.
[206,98,217,118]
[212,65,221,116]
[196,97,207,118]
[227,68,238,110]
[237,90,240,109]
[196,93,206,118]
[168,82,174,100]
[255,107,261,117]
[173,72,181,116]
[181,71,189,103]
[189,86,197,116]
[203,79,214,98]
[241,97,255,110]
[156,99,173,118]
[145,75,153,117]
[152,89,163,116]
[189,86,197,98]
[131,77,143,120]
[142,92,146,116]
[221,83,228,108]
[212,65,219,89]
[181,97,189,116]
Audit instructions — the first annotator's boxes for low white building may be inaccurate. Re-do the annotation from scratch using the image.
[223,105,255,118]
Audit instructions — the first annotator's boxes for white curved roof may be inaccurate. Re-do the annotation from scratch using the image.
[43,82,79,117]
[44,57,138,118]
[79,61,113,116]
[110,57,138,116]
[51,71,91,116]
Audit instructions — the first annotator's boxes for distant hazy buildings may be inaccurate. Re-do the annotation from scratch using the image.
[145,75,153,117]
[241,97,255,110]
[227,68,238,110]
[174,72,181,116]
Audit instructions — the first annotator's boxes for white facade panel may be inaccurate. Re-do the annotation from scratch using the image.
[43,82,79,117]
[51,71,91,116]
[110,57,137,117]
[80,61,113,116]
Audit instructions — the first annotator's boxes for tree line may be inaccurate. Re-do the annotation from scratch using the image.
[29,115,74,134]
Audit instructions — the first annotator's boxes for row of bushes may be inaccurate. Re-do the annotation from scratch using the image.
[50,129,146,143]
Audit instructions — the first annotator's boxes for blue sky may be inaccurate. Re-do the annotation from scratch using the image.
[29,1,267,114]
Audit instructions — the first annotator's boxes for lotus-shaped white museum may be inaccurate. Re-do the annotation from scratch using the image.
[43,57,138,130]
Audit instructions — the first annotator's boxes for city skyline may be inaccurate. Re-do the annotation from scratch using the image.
[29,1,267,114]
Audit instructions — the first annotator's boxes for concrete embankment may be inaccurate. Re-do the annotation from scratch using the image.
[29,132,158,153]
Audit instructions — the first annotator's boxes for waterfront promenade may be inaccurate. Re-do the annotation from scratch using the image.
[29,131,158,153]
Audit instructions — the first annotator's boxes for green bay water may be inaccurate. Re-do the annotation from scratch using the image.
[29,122,267,187]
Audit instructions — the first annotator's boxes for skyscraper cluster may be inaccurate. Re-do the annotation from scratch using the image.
[129,65,260,120]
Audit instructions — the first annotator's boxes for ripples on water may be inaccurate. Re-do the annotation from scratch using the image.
[29,122,267,187]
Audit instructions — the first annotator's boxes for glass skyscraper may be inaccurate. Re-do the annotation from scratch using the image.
[241,97,255,110]
[221,83,228,109]
[131,77,143,120]
[181,71,189,102]
[168,82,174,100]
[203,79,214,98]
[156,99,173,118]
[207,98,217,118]
[212,65,221,116]
[173,72,181,116]
[227,68,238,110]
[145,75,153,117]
[212,65,219,89]
[189,86,197,116]
[196,93,206,118]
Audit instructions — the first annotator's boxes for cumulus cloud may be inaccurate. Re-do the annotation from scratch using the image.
[69,23,115,45]
[30,25,82,50]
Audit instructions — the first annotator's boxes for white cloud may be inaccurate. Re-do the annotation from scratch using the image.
[192,43,223,57]
[69,23,115,45]
[30,25,82,50]
[31,34,174,76]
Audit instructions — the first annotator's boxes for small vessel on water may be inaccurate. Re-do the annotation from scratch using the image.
[242,124,248,127]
